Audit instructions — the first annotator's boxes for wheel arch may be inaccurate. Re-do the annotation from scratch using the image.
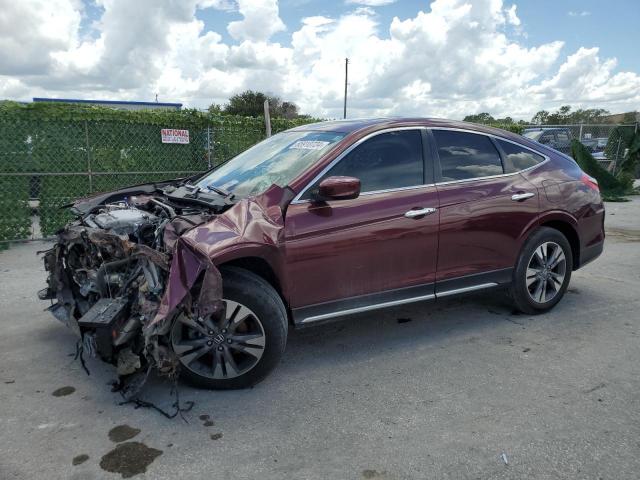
[538,218,580,270]
[215,251,292,322]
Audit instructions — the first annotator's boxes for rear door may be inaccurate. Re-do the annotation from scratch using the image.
[429,129,540,293]
[284,128,439,317]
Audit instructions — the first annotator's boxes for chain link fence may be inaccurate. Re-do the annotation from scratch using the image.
[0,117,277,245]
[1,116,636,246]
[522,123,639,171]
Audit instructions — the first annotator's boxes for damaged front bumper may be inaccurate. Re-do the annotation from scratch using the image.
[40,184,288,388]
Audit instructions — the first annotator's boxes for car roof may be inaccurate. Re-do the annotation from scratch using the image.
[290,117,524,141]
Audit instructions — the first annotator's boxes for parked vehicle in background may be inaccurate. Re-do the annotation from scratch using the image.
[594,137,608,151]
[580,137,608,153]
[523,127,573,154]
[41,118,606,389]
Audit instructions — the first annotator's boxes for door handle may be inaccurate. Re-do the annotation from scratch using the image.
[404,207,437,218]
[511,192,535,201]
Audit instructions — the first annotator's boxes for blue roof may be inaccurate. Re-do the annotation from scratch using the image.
[33,97,182,108]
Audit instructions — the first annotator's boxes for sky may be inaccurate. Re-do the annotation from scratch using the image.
[0,0,639,121]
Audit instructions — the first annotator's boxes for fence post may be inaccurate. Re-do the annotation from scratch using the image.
[206,125,212,169]
[264,100,271,138]
[84,120,93,193]
[578,123,583,140]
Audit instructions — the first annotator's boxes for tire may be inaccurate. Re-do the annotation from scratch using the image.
[510,227,573,315]
[173,266,288,390]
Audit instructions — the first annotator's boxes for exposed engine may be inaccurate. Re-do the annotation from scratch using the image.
[40,183,231,383]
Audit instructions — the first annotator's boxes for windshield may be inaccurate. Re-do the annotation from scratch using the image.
[523,130,543,140]
[197,130,345,198]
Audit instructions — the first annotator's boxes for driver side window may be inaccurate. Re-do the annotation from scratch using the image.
[303,129,424,198]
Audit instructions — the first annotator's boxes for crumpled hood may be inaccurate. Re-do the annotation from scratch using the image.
[146,184,289,336]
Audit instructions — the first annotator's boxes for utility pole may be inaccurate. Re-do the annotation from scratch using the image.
[343,58,349,119]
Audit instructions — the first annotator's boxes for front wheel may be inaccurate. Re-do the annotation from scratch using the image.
[171,267,288,389]
[510,227,573,314]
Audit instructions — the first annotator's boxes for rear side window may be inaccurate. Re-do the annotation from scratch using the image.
[433,130,503,181]
[308,130,424,195]
[496,139,546,173]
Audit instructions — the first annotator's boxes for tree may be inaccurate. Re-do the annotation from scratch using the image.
[221,90,301,118]
[531,106,610,125]
[278,101,299,120]
[531,110,549,125]
[208,103,224,115]
[463,112,495,124]
[569,108,609,124]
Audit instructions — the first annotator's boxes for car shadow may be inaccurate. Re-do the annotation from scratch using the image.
[33,282,599,420]
[282,289,525,368]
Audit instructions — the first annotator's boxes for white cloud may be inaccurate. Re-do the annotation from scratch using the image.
[0,0,82,75]
[0,0,638,120]
[568,10,591,17]
[505,4,520,26]
[197,0,236,11]
[228,0,286,42]
[530,47,640,106]
[345,0,397,5]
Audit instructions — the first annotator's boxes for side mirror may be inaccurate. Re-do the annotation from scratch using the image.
[316,176,361,201]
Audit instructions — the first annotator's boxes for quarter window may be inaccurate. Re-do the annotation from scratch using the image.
[433,130,503,181]
[305,130,424,197]
[496,139,546,173]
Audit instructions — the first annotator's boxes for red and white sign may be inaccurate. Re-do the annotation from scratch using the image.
[161,128,190,144]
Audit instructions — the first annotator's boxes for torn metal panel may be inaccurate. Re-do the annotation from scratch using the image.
[147,185,288,332]
[40,180,288,393]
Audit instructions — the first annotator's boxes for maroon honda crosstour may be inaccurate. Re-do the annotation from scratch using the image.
[42,118,605,390]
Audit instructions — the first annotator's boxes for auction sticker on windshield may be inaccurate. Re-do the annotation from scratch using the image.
[290,140,330,150]
[161,128,190,144]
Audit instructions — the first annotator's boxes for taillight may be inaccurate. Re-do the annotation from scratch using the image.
[581,173,599,192]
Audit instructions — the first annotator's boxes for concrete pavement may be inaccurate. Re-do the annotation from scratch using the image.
[1,198,639,479]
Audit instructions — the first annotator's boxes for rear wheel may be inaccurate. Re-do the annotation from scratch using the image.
[510,227,573,314]
[171,267,288,389]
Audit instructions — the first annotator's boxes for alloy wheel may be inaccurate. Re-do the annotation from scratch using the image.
[525,241,567,304]
[171,300,266,380]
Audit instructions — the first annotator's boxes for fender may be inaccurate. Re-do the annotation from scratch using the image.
[535,209,579,231]
[211,243,289,300]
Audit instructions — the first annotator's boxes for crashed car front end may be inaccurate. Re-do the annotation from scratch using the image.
[39,128,345,393]
[39,181,273,386]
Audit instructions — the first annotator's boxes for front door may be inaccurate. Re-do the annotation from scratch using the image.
[283,129,439,320]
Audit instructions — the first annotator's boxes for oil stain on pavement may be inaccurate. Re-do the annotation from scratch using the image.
[51,386,75,397]
[200,414,215,427]
[100,441,163,478]
[94,425,164,477]
[72,454,89,466]
[108,424,141,442]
